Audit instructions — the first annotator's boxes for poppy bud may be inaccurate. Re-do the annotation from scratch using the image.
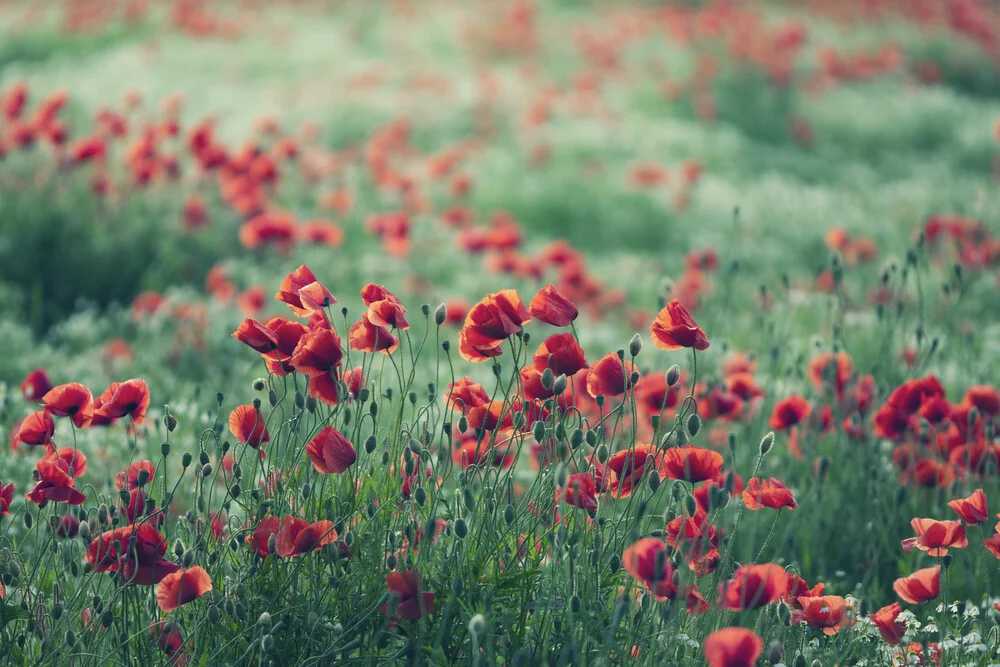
[675,429,688,447]
[301,483,311,500]
[468,613,486,637]
[164,414,177,432]
[266,391,277,407]
[98,504,109,524]
[160,441,171,457]
[815,456,830,484]
[455,519,468,538]
[79,522,91,541]
[569,429,583,449]
[65,631,76,647]
[442,340,451,353]
[943,554,953,568]
[596,445,609,463]
[434,303,447,325]
[759,431,775,456]
[777,603,791,625]
[595,395,605,408]
[414,487,426,506]
[629,334,642,357]
[381,451,389,466]
[504,504,515,525]
[182,453,192,467]
[643,470,659,493]
[556,464,568,488]
[101,610,114,628]
[200,451,210,466]
[305,396,317,413]
[463,488,476,512]
[552,374,567,395]
[766,641,785,664]
[202,464,213,477]
[687,414,701,437]
[458,416,469,433]
[684,494,697,515]
[665,365,680,387]
[541,368,555,391]
[23,512,32,530]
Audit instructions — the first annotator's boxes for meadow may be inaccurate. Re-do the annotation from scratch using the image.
[1,0,1000,664]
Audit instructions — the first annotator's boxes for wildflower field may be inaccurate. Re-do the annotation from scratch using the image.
[3,0,1000,664]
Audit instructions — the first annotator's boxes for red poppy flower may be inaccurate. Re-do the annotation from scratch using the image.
[893,566,940,604]
[276,266,327,317]
[768,396,811,430]
[290,328,343,377]
[150,621,187,665]
[717,563,788,610]
[305,427,357,474]
[608,444,661,498]
[349,314,400,353]
[20,368,52,402]
[87,523,167,573]
[984,533,1000,559]
[228,405,270,447]
[0,482,14,516]
[446,377,490,413]
[650,299,709,351]
[95,379,151,425]
[25,459,86,506]
[563,472,601,513]
[156,566,212,612]
[782,574,824,608]
[257,320,303,375]
[42,383,94,428]
[115,460,156,491]
[15,411,54,446]
[962,385,1000,416]
[362,284,409,330]
[41,447,87,478]
[119,488,146,523]
[586,353,637,398]
[384,570,435,621]
[275,517,337,557]
[901,518,966,557]
[528,284,578,327]
[247,516,282,557]
[532,333,587,377]
[55,515,79,538]
[742,477,797,511]
[871,602,906,645]
[793,595,854,635]
[807,352,854,397]
[232,318,279,353]
[665,510,718,564]
[947,488,988,525]
[724,373,764,402]
[662,447,724,483]
[622,538,677,601]
[703,628,763,667]
[458,290,531,362]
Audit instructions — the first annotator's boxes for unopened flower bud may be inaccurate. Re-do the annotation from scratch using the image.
[687,414,701,437]
[434,304,447,325]
[628,334,642,357]
[759,431,775,456]
[665,365,680,387]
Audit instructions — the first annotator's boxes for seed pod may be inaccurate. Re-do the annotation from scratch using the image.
[161,442,171,457]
